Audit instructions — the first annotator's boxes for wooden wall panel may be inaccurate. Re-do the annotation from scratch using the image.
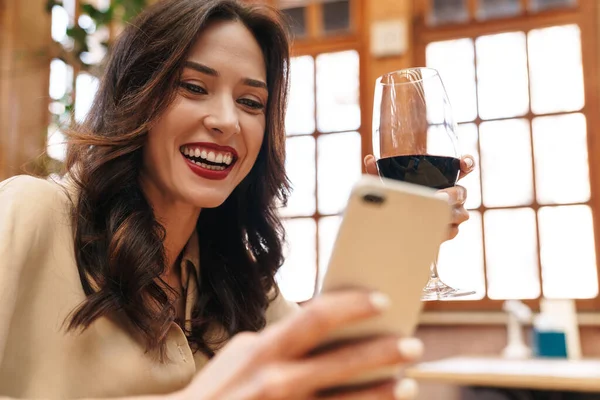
[0,0,51,181]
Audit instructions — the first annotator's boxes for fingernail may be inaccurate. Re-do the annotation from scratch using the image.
[397,338,424,360]
[435,192,450,203]
[369,292,391,311]
[394,378,419,399]
[465,157,474,169]
[398,338,424,360]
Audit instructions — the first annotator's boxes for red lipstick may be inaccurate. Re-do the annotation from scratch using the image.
[181,142,238,181]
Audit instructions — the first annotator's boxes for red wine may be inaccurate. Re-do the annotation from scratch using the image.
[376,155,460,190]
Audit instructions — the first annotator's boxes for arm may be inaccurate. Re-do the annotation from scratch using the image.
[0,176,175,400]
[0,176,41,366]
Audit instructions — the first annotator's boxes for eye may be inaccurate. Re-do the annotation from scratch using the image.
[238,98,265,111]
[180,82,207,95]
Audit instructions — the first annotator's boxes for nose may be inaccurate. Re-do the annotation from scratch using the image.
[203,95,241,138]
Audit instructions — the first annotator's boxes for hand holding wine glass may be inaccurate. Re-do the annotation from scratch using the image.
[367,67,476,301]
[364,154,474,241]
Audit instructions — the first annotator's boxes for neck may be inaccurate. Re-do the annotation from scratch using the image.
[139,177,201,273]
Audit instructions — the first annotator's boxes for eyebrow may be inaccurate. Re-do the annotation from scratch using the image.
[184,61,219,76]
[184,61,268,91]
[242,78,268,91]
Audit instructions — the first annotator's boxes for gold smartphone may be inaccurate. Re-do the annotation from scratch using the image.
[319,175,450,382]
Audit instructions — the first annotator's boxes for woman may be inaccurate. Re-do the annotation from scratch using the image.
[0,0,473,398]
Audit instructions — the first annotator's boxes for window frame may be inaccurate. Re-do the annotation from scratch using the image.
[270,0,370,300]
[413,0,600,312]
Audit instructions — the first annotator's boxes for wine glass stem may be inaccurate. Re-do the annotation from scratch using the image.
[430,254,440,279]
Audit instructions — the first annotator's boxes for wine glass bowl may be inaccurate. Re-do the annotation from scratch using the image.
[372,67,474,301]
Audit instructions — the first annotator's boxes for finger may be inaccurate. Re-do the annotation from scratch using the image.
[317,379,419,400]
[446,224,460,241]
[292,336,423,391]
[451,206,470,227]
[263,290,391,357]
[364,155,378,176]
[459,155,475,180]
[438,185,467,206]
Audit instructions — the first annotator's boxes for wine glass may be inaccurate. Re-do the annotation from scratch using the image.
[372,67,474,301]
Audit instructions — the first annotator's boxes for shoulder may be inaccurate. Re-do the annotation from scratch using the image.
[0,174,69,203]
[0,175,71,232]
[265,285,300,325]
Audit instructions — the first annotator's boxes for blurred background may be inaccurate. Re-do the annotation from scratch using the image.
[1,0,600,398]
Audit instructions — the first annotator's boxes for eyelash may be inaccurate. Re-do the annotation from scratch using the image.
[238,98,265,110]
[180,82,265,111]
[181,82,206,95]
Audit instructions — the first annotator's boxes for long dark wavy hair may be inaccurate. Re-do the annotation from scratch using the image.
[64,0,291,358]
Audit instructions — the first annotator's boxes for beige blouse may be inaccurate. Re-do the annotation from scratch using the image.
[0,175,298,399]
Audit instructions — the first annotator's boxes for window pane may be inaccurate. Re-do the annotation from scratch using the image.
[316,50,360,133]
[318,215,342,290]
[276,218,317,302]
[429,0,468,25]
[287,56,315,135]
[533,113,590,205]
[458,123,481,209]
[282,7,307,38]
[529,0,577,12]
[480,119,533,207]
[485,208,540,299]
[89,0,110,11]
[539,205,598,299]
[49,59,73,101]
[47,125,67,162]
[476,32,529,120]
[51,6,69,43]
[426,38,477,123]
[528,25,584,115]
[79,25,109,66]
[62,0,76,20]
[437,211,486,300]
[323,0,350,34]
[281,136,316,217]
[477,0,521,20]
[317,132,362,215]
[74,73,99,123]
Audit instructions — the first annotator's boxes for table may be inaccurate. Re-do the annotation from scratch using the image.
[406,356,600,393]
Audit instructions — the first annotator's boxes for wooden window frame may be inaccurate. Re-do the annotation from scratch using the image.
[414,0,600,312]
[272,0,370,300]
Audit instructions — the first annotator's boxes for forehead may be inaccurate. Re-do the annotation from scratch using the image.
[187,19,266,80]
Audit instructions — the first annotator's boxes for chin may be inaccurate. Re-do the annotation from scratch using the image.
[184,188,232,209]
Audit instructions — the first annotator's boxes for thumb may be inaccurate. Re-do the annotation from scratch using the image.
[364,154,379,176]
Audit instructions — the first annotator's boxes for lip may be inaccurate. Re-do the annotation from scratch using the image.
[180,142,238,181]
[183,155,233,180]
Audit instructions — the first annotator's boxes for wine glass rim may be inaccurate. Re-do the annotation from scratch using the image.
[376,67,440,86]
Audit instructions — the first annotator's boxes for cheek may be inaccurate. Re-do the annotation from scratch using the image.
[243,118,266,162]
[144,120,179,179]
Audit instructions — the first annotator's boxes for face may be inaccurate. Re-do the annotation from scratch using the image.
[142,19,268,210]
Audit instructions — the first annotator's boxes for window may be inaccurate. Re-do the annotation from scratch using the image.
[273,0,365,302]
[414,0,600,310]
[47,0,119,162]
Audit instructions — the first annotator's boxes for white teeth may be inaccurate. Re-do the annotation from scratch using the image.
[181,146,234,167]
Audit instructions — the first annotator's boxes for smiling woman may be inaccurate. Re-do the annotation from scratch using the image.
[64,2,291,361]
[0,0,424,399]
